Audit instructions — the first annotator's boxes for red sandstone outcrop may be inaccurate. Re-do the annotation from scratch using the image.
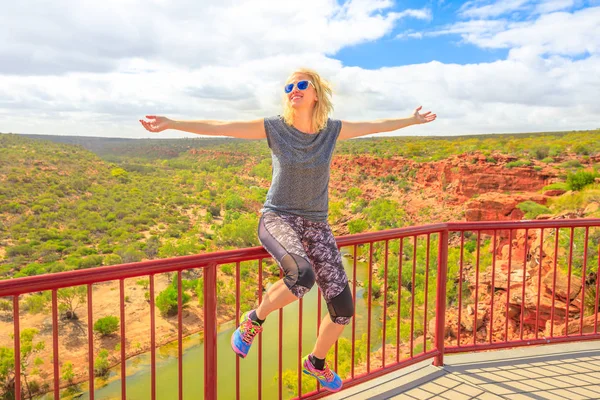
[329,152,560,225]
[464,193,547,222]
[430,224,599,344]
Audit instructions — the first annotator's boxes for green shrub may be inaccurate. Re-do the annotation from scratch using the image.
[532,146,549,160]
[0,299,12,312]
[345,187,362,201]
[208,204,221,217]
[156,284,191,316]
[542,182,569,192]
[217,213,258,247]
[348,219,369,234]
[103,254,122,266]
[136,279,149,290]
[561,159,583,169]
[224,193,244,210]
[94,349,110,377]
[363,198,405,230]
[250,159,272,180]
[62,362,75,383]
[567,170,598,191]
[94,316,119,336]
[505,160,532,168]
[517,201,551,219]
[221,264,233,275]
[23,293,49,314]
[80,255,103,269]
[573,143,590,155]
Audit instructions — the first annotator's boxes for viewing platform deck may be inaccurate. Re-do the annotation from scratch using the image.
[333,341,600,400]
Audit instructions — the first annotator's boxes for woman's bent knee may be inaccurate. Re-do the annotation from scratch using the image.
[327,283,354,325]
[281,253,315,298]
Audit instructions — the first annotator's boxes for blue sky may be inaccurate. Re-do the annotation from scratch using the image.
[0,0,598,138]
[336,0,592,67]
[336,0,507,67]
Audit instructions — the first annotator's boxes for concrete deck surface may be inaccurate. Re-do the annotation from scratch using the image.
[328,341,600,400]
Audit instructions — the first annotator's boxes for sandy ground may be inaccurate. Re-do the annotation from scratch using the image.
[0,273,242,393]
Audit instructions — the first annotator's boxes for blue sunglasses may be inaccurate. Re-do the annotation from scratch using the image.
[284,80,314,93]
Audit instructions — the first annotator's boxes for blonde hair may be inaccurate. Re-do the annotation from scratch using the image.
[282,68,334,133]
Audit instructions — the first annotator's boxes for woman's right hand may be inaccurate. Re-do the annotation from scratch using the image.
[139,115,173,133]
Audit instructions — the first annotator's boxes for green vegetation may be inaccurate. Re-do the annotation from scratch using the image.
[505,159,532,168]
[335,130,600,162]
[517,201,551,219]
[548,184,600,214]
[567,170,599,191]
[542,182,569,192]
[57,286,86,320]
[2,130,599,282]
[0,328,45,398]
[93,316,120,336]
[94,349,110,377]
[156,278,192,316]
[61,362,75,384]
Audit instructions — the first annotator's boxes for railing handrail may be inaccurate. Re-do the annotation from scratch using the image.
[2,218,599,297]
[0,246,268,296]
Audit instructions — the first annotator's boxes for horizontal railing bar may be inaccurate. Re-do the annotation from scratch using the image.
[335,223,447,245]
[446,334,600,353]
[0,246,269,296]
[3,219,598,297]
[446,218,600,231]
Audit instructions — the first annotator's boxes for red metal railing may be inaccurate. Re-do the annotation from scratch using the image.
[1,219,599,399]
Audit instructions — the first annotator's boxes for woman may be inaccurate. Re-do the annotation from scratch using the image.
[140,68,436,392]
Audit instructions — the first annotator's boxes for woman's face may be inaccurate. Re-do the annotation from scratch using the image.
[286,73,317,110]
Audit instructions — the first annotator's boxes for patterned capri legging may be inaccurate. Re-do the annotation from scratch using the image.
[258,211,354,325]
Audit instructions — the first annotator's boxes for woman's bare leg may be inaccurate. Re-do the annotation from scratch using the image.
[312,315,345,359]
[255,279,298,319]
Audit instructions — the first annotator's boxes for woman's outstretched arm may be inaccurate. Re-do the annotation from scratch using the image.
[139,116,266,140]
[338,106,436,141]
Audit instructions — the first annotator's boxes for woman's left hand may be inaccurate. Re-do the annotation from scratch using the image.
[412,106,437,124]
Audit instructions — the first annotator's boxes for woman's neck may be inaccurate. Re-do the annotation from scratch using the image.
[292,109,316,134]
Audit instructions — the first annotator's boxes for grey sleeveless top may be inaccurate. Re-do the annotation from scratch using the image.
[260,115,342,222]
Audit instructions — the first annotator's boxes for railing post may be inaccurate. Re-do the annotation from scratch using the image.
[204,263,218,399]
[434,229,449,366]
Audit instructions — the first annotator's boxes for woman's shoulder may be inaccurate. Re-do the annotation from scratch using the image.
[265,115,284,123]
[325,117,342,131]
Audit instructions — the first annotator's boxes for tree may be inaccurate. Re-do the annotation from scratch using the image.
[61,362,75,384]
[57,286,86,320]
[0,328,45,399]
[94,349,110,377]
[156,281,191,316]
[93,316,119,336]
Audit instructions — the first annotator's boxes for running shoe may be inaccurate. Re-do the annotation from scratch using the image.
[231,310,263,358]
[302,354,343,392]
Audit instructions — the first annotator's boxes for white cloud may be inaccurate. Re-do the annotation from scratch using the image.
[0,0,412,75]
[396,8,433,21]
[0,1,598,139]
[458,0,577,19]
[534,0,576,14]
[459,0,531,19]
[406,6,600,59]
[396,31,424,39]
